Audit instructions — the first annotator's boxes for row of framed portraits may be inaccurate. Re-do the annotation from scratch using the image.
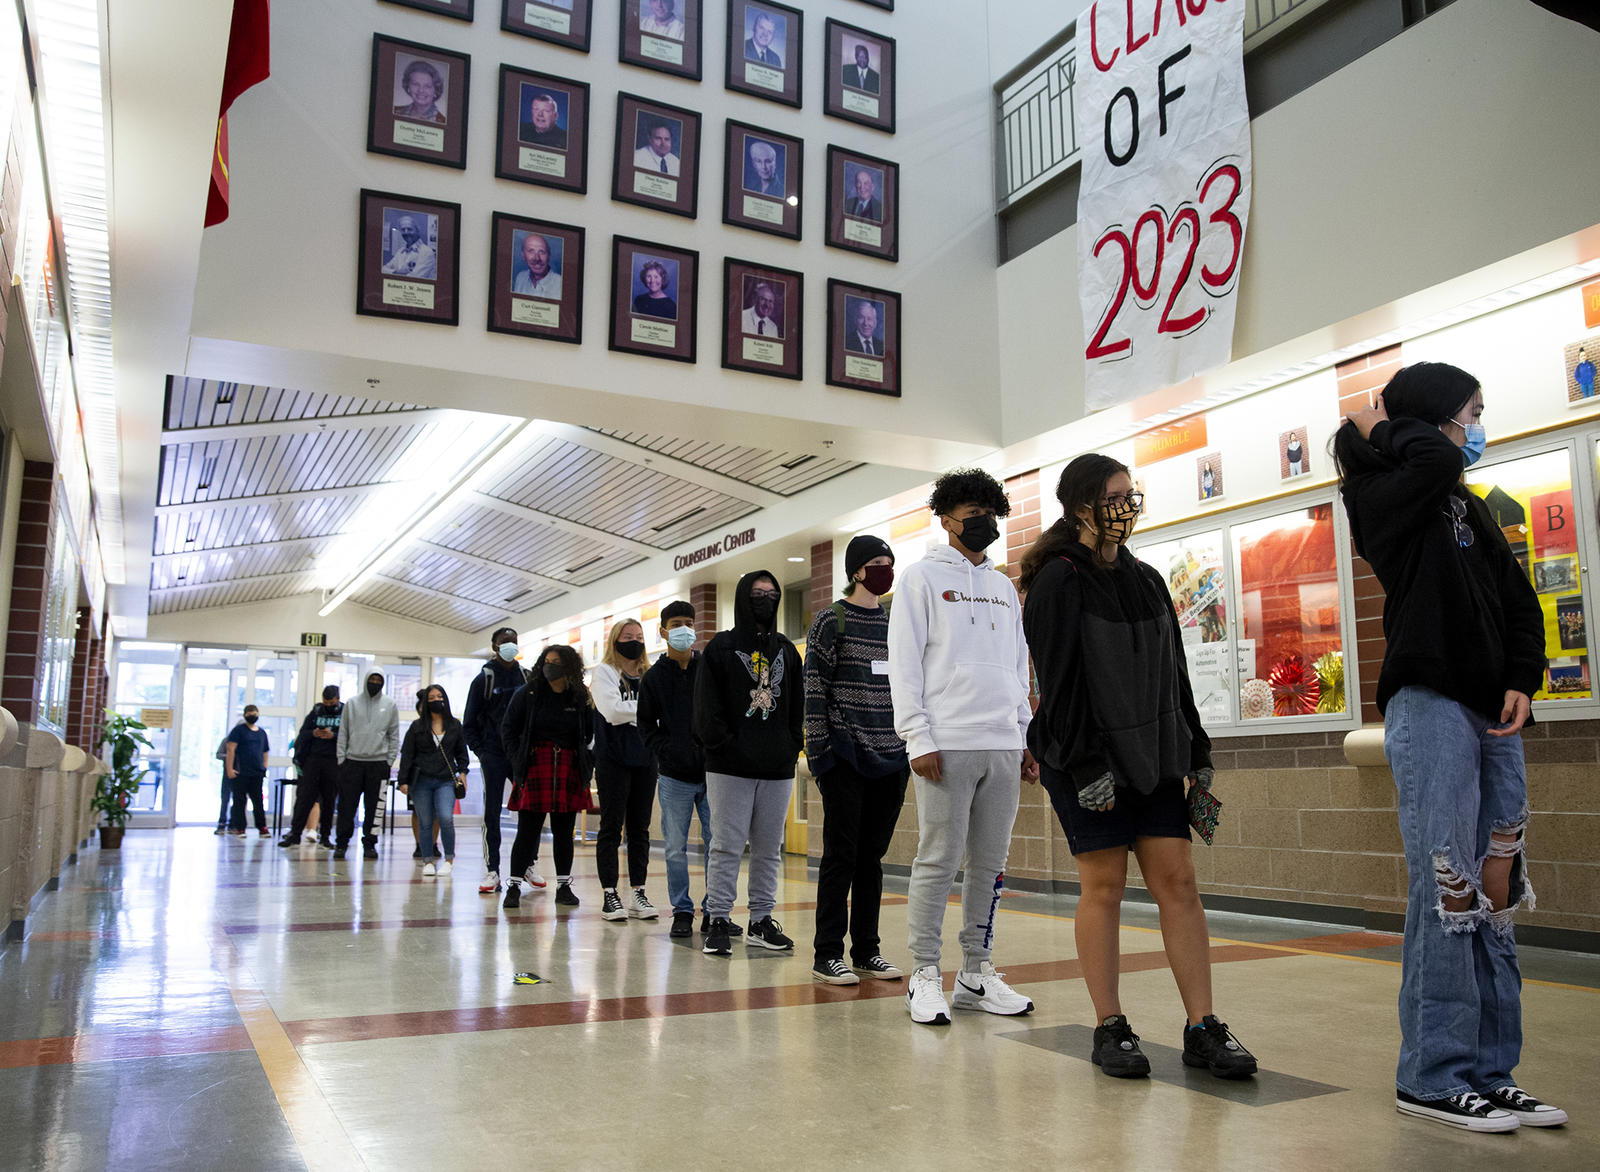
[356,189,903,396]
[379,3,894,129]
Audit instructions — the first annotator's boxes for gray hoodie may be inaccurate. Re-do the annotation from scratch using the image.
[336,677,400,765]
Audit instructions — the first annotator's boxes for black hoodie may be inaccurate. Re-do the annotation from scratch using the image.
[461,658,531,757]
[638,650,705,783]
[692,570,804,780]
[292,702,343,765]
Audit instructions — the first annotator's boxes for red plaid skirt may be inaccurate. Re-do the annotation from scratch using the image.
[509,742,595,814]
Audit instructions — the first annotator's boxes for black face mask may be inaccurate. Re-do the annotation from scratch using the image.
[244,714,258,725]
[750,595,779,625]
[542,663,566,683]
[428,700,446,714]
[366,680,382,697]
[616,640,646,661]
[955,513,1000,553]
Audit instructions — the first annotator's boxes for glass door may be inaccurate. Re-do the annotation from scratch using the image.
[249,650,305,823]
[114,642,181,828]
[173,647,249,825]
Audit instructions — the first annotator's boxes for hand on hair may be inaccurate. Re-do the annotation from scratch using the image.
[1345,398,1388,440]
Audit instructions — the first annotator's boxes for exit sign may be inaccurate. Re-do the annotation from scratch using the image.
[301,632,327,647]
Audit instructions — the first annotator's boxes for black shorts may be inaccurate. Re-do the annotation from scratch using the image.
[1040,763,1190,856]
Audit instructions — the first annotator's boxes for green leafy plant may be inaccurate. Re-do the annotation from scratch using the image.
[94,709,151,828]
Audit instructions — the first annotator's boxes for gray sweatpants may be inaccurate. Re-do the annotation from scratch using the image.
[705,772,794,922]
[906,749,1022,971]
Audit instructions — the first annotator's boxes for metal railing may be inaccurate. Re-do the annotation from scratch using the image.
[995,0,1337,210]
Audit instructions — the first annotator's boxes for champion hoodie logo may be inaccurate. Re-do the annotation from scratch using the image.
[940,589,1011,608]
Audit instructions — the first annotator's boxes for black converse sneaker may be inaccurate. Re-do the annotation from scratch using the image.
[601,890,628,921]
[1396,1090,1520,1132]
[1482,1085,1567,1127]
[852,956,904,981]
[812,958,860,986]
[1181,1015,1258,1078]
[745,917,794,950]
[1092,1015,1152,1078]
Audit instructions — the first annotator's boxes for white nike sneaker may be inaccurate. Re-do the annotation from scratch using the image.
[906,965,951,1026]
[952,961,1034,1016]
[437,860,452,876]
[523,865,548,889]
[479,870,501,894]
[422,862,437,877]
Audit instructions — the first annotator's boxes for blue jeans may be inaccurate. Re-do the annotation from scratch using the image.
[1385,686,1532,1101]
[412,776,456,862]
[657,774,711,916]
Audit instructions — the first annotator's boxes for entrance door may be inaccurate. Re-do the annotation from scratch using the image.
[173,647,249,825]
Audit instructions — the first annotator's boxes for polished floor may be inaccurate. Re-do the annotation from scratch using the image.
[1,828,1594,1171]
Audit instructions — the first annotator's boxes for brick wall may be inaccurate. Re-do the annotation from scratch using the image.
[808,539,834,626]
[2,463,54,722]
[689,582,717,649]
[1002,469,1041,590]
[66,606,105,751]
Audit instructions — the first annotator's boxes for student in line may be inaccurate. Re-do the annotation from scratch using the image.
[1338,363,1565,1132]
[224,704,271,838]
[1020,454,1256,1081]
[335,671,400,862]
[282,685,343,847]
[462,627,532,894]
[214,733,236,836]
[592,619,659,922]
[500,644,595,910]
[639,600,725,939]
[888,468,1037,1026]
[804,534,909,986]
[694,571,804,956]
[397,684,469,878]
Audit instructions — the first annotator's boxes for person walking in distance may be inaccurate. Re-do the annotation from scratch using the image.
[693,571,804,957]
[805,535,910,986]
[397,685,470,878]
[224,704,271,838]
[889,469,1038,1025]
[282,685,343,847]
[461,627,531,894]
[591,619,660,923]
[335,671,400,862]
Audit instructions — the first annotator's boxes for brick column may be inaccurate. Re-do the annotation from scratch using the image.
[1003,469,1042,592]
[2,462,55,723]
[807,539,835,627]
[67,607,105,750]
[1335,344,1402,415]
[690,582,717,649]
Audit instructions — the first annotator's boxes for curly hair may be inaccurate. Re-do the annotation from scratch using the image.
[536,643,591,705]
[639,260,671,291]
[928,467,1011,518]
[400,59,445,100]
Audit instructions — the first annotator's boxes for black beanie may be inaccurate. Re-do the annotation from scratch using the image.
[844,534,894,580]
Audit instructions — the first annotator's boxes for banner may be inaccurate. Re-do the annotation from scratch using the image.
[1074,0,1251,410]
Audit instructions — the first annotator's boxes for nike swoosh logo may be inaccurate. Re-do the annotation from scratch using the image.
[956,981,984,996]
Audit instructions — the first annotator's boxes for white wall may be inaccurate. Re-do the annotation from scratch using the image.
[146,591,481,658]
[186,0,1005,462]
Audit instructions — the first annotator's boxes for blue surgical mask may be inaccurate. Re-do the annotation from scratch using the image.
[666,627,696,652]
[497,642,519,662]
[1448,414,1487,467]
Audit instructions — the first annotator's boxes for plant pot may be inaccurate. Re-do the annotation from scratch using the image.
[99,826,126,850]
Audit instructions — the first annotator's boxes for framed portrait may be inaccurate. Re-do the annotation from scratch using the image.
[380,0,474,19]
[356,189,461,326]
[610,236,699,364]
[367,35,471,169]
[723,121,802,240]
[495,66,589,193]
[488,213,585,344]
[621,0,703,81]
[722,259,802,381]
[1196,453,1225,502]
[502,0,593,53]
[725,0,802,108]
[1279,426,1311,479]
[852,0,894,10]
[826,278,900,397]
[1563,334,1599,406]
[612,93,702,219]
[826,145,898,261]
[824,18,895,133]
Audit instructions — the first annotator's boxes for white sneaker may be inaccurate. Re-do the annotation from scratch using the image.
[478,870,500,894]
[523,865,547,889]
[438,860,452,876]
[906,965,950,1026]
[422,862,437,877]
[628,889,659,920]
[952,961,1034,1016]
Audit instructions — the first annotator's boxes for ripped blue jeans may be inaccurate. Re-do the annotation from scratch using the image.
[1385,686,1533,1101]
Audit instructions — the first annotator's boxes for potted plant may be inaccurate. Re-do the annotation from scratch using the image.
[94,709,151,849]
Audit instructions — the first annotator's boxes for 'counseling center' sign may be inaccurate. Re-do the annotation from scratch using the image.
[1074,0,1251,411]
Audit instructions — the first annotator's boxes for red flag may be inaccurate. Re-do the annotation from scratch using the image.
[205,0,271,228]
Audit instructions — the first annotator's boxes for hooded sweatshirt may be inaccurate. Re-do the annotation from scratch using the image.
[887,543,1031,761]
[461,658,531,758]
[692,570,804,780]
[336,676,400,765]
[293,702,343,765]
[638,650,705,783]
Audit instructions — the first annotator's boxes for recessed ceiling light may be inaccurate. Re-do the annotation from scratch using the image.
[787,556,805,563]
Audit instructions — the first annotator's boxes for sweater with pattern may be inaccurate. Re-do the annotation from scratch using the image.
[803,600,908,779]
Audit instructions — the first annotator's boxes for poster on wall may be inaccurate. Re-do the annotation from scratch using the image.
[1073,0,1251,411]
[1563,334,1599,405]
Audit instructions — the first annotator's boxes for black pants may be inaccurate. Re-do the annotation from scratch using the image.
[812,763,909,963]
[509,810,577,879]
[478,747,511,873]
[595,762,656,889]
[337,759,390,847]
[228,772,267,831]
[288,756,339,840]
[216,771,233,828]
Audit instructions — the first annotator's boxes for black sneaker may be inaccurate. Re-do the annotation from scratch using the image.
[363,845,379,860]
[214,826,226,836]
[1396,1090,1520,1132]
[1481,1085,1567,1127]
[1181,1015,1258,1079]
[670,912,694,938]
[700,914,742,937]
[278,836,299,848]
[318,837,334,850]
[746,917,794,950]
[601,890,628,921]
[332,846,347,861]
[412,847,423,859]
[554,883,579,907]
[812,957,860,986]
[852,956,904,981]
[703,918,734,955]
[503,882,521,909]
[1092,1015,1152,1078]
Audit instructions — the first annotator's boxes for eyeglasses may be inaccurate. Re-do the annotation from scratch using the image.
[1101,492,1145,512]
[1445,497,1474,549]
[750,589,780,600]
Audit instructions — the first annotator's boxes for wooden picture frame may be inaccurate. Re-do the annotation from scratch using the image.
[826,144,897,261]
[367,34,471,170]
[488,212,586,344]
[621,0,704,81]
[725,0,802,108]
[611,92,702,220]
[723,120,802,240]
[495,66,590,193]
[357,189,462,326]
[824,18,895,133]
[722,258,803,381]
[502,0,593,53]
[610,235,699,364]
[826,278,899,396]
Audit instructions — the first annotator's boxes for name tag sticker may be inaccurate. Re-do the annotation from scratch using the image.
[871,660,890,676]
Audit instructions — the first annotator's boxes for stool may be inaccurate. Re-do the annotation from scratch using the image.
[272,777,298,837]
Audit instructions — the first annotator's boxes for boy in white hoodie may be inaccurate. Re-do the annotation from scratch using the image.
[888,468,1038,1026]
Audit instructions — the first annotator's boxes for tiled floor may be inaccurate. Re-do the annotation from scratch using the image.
[1,828,1594,1171]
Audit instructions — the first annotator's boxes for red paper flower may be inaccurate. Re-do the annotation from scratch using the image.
[1269,654,1321,716]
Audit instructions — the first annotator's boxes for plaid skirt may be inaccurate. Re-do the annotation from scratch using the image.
[509,742,595,814]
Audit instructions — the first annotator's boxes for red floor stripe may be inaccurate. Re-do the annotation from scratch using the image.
[0,1026,255,1069]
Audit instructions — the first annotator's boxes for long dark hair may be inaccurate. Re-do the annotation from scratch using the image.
[1332,361,1478,486]
[1020,453,1130,592]
[415,683,456,721]
[537,643,590,705]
